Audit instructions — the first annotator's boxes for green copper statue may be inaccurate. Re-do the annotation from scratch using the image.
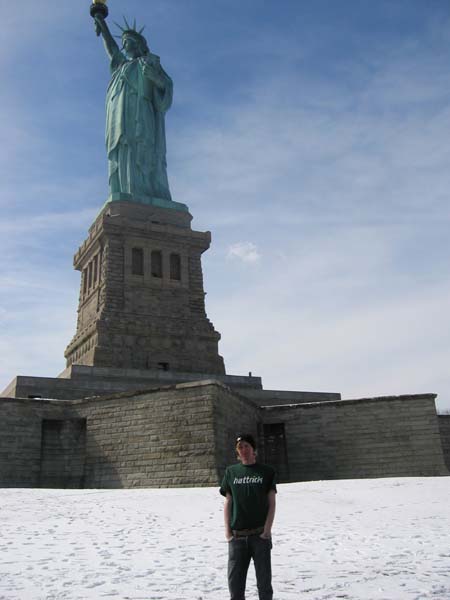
[93,11,173,205]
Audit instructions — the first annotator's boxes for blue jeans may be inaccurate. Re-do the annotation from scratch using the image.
[228,535,273,600]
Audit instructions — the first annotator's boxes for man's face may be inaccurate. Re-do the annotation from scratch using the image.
[236,440,256,464]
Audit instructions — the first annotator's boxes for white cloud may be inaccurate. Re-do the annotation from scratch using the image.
[227,242,261,264]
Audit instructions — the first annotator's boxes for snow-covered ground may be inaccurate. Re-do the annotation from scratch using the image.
[1,477,449,600]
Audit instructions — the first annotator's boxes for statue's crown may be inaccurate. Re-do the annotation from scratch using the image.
[114,16,146,41]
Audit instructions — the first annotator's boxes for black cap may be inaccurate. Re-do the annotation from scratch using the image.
[235,434,256,450]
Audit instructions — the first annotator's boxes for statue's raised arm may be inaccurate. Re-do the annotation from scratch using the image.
[92,9,174,207]
[94,14,121,61]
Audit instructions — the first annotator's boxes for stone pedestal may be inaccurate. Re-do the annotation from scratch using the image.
[64,201,225,374]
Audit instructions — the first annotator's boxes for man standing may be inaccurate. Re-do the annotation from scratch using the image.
[220,434,277,600]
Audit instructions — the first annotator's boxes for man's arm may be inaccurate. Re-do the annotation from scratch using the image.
[224,492,234,541]
[261,489,276,539]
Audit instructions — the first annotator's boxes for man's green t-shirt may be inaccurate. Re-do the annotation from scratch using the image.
[220,462,277,531]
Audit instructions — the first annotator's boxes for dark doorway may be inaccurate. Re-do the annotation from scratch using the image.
[39,419,87,488]
[262,423,290,482]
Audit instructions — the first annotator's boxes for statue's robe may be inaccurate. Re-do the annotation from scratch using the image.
[105,50,173,202]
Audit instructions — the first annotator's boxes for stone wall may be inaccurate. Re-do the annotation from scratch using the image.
[1,387,447,489]
[0,382,226,489]
[0,398,75,487]
[438,415,450,472]
[262,394,448,481]
[76,381,220,488]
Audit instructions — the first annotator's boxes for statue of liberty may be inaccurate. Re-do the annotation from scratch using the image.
[93,12,173,205]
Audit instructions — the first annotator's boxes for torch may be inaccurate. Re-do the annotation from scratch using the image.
[90,0,108,36]
[90,0,109,20]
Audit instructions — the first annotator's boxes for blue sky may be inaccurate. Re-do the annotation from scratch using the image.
[2,1,450,410]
